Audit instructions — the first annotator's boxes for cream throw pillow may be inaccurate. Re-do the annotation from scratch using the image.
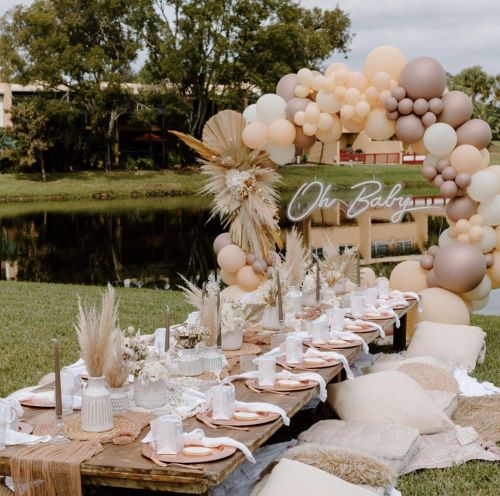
[406,321,486,371]
[328,371,454,434]
[255,458,374,496]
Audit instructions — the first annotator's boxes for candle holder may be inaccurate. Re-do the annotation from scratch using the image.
[51,414,68,443]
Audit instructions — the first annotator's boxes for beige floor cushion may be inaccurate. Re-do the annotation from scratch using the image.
[298,419,419,475]
[368,355,449,373]
[406,321,486,372]
[328,371,454,434]
[254,458,374,496]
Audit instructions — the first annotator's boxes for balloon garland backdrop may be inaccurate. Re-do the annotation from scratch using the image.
[175,45,499,323]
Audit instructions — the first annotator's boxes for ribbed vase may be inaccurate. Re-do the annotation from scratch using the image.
[110,387,130,414]
[133,378,166,409]
[80,376,113,432]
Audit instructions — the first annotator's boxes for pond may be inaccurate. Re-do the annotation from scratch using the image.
[0,196,446,288]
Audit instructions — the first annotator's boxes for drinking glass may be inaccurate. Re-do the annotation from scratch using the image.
[239,354,258,372]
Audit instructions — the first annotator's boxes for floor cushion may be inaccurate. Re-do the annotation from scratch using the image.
[327,371,454,434]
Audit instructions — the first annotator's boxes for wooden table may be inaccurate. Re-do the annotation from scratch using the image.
[0,302,415,494]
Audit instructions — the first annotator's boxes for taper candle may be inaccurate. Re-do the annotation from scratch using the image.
[315,257,320,305]
[165,305,170,352]
[201,282,207,321]
[216,291,222,347]
[52,339,62,418]
[276,268,284,322]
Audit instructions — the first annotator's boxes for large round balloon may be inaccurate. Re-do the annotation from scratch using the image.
[220,269,238,286]
[433,243,486,293]
[276,73,298,101]
[242,122,268,149]
[467,170,500,203]
[395,114,424,144]
[423,123,457,156]
[365,108,396,140]
[389,260,429,292]
[418,287,470,325]
[267,118,296,146]
[363,45,406,82]
[445,195,478,222]
[478,195,500,226]
[438,91,473,128]
[487,250,500,288]
[266,143,295,165]
[256,94,287,123]
[213,232,232,255]
[398,57,446,100]
[285,97,311,121]
[236,265,264,292]
[217,244,247,273]
[456,119,492,149]
[294,125,317,149]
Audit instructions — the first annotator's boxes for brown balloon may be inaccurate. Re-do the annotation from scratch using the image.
[285,97,312,121]
[386,111,399,121]
[441,166,457,181]
[391,86,406,101]
[395,114,425,143]
[432,174,444,188]
[399,57,446,100]
[384,97,398,112]
[276,73,299,102]
[413,98,429,116]
[421,111,437,127]
[445,195,478,222]
[440,180,458,198]
[456,119,492,149]
[294,125,316,149]
[433,243,486,293]
[422,165,437,180]
[420,254,435,270]
[436,159,449,173]
[455,172,471,189]
[428,245,439,257]
[428,98,444,115]
[438,91,473,128]
[398,98,413,115]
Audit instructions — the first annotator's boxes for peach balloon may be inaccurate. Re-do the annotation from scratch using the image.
[317,113,334,130]
[373,71,390,91]
[294,111,306,126]
[217,244,247,273]
[304,103,321,123]
[345,87,361,105]
[364,108,396,140]
[347,71,368,92]
[325,62,349,76]
[220,269,238,286]
[340,104,355,120]
[365,86,379,104]
[360,267,377,287]
[335,69,349,85]
[242,122,268,149]
[302,123,317,136]
[389,260,429,293]
[294,84,310,98]
[334,85,347,99]
[487,250,500,288]
[236,265,264,292]
[221,284,246,300]
[297,68,314,87]
[363,45,407,82]
[341,117,365,133]
[315,115,342,142]
[267,118,296,146]
[417,288,470,325]
[321,76,336,93]
[449,144,482,174]
[355,101,371,117]
[316,91,342,113]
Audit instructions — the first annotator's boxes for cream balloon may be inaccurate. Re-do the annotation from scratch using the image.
[341,117,364,133]
[256,94,287,123]
[220,269,238,286]
[315,115,342,142]
[325,62,348,76]
[321,76,336,93]
[487,165,500,182]
[347,71,368,92]
[417,288,470,325]
[304,103,321,123]
[217,244,247,273]
[213,232,232,255]
[354,101,371,117]
[478,195,500,226]
[315,91,342,113]
[364,108,396,140]
[236,265,264,292]
[363,45,406,82]
[294,111,306,126]
[467,170,500,203]
[243,104,258,123]
[266,143,295,165]
[294,84,310,98]
[267,118,296,146]
[297,68,314,87]
[340,104,355,120]
[242,122,268,149]
[477,226,497,253]
[389,260,429,292]
[438,228,456,247]
[221,284,247,300]
[345,87,361,105]
[464,275,491,301]
[423,123,457,157]
[373,71,390,91]
[317,113,334,130]
[472,295,489,310]
[335,69,349,85]
[302,123,317,136]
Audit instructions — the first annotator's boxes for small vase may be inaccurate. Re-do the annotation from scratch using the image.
[202,345,224,373]
[322,287,336,305]
[80,376,113,433]
[133,378,166,409]
[222,325,243,351]
[109,387,130,413]
[261,305,280,330]
[178,348,203,377]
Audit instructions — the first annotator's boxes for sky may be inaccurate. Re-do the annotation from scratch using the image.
[1,0,499,75]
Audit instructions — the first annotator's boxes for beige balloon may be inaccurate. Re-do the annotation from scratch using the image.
[360,267,377,287]
[221,284,247,300]
[220,269,238,286]
[236,265,264,292]
[217,244,247,273]
[347,71,368,92]
[449,144,482,174]
[341,117,364,133]
[478,195,500,226]
[417,288,470,325]
[363,45,406,83]
[390,260,429,292]
[267,118,296,146]
[364,108,396,140]
[487,249,500,288]
[242,122,268,149]
[316,114,342,142]
[487,165,500,182]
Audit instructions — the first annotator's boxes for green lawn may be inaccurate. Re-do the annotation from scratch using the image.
[0,280,498,495]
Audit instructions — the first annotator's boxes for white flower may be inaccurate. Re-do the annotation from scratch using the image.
[225,169,256,199]
[221,299,245,334]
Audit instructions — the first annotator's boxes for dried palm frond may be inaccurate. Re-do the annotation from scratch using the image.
[170,110,281,258]
[104,330,128,388]
[284,227,311,287]
[74,284,117,377]
[321,242,359,287]
[178,275,203,310]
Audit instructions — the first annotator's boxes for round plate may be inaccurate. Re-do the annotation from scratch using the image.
[245,378,318,393]
[344,324,378,334]
[346,312,393,321]
[392,304,409,310]
[196,410,280,427]
[17,421,33,434]
[142,443,236,465]
[277,357,339,370]
[304,340,360,351]
[20,398,81,410]
[224,343,262,359]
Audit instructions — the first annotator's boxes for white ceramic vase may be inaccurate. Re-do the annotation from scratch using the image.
[80,376,113,432]
[222,325,243,351]
[109,387,130,414]
[133,378,166,409]
[261,306,280,330]
[302,289,317,307]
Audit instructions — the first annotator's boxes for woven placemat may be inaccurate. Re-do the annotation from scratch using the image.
[0,481,14,496]
[398,363,459,394]
[224,342,262,358]
[63,411,149,445]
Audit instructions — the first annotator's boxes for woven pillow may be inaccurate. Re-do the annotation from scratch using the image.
[368,355,450,373]
[328,371,454,434]
[406,321,486,372]
[282,443,396,489]
[254,458,374,496]
[299,419,419,475]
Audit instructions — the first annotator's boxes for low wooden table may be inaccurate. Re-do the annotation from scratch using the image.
[0,302,415,495]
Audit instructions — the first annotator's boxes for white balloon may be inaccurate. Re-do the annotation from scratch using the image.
[423,123,457,157]
[256,94,287,123]
[266,143,295,165]
[315,90,342,113]
[467,170,500,203]
[478,195,500,226]
[464,275,492,301]
[477,225,496,253]
[472,295,489,310]
[438,228,456,247]
[243,104,258,124]
[423,154,441,168]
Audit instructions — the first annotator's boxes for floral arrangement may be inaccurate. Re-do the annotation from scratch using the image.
[301,266,327,294]
[123,327,170,384]
[221,299,246,334]
[320,244,359,287]
[172,323,209,349]
[260,279,278,306]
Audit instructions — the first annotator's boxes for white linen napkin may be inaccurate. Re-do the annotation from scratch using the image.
[6,428,52,446]
[234,401,290,426]
[303,348,354,379]
[12,390,82,410]
[389,290,422,311]
[329,330,369,353]
[346,318,386,339]
[226,370,327,402]
[142,428,256,463]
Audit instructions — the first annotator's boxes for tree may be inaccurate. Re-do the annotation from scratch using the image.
[143,0,352,138]
[448,66,500,139]
[0,0,154,170]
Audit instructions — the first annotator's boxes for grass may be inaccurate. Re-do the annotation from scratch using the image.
[0,280,498,495]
